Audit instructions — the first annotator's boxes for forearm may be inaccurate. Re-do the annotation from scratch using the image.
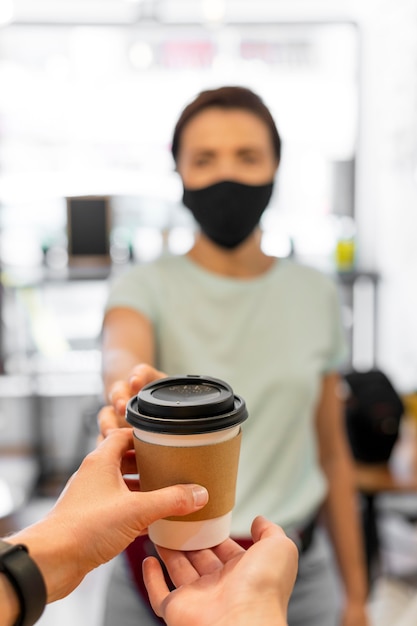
[101,308,156,400]
[322,453,368,603]
[6,517,82,605]
[102,347,144,399]
[0,520,79,626]
[316,374,368,604]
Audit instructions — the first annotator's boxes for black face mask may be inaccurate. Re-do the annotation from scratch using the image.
[182,180,274,249]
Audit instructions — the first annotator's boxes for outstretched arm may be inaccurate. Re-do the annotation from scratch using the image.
[100,307,166,434]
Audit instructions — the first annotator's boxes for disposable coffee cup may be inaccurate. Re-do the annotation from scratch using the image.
[126,374,248,550]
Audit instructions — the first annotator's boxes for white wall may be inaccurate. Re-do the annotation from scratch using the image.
[354,0,417,391]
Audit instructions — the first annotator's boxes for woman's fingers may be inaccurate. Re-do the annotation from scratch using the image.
[102,367,167,436]
[108,380,132,417]
[97,405,129,436]
[128,364,166,394]
[101,366,168,440]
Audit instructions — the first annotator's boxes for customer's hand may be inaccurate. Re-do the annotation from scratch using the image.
[143,516,298,626]
[100,363,166,435]
[8,429,208,604]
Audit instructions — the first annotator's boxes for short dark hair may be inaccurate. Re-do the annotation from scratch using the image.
[171,85,281,164]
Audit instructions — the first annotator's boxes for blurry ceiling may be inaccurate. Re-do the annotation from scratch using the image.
[4,0,357,26]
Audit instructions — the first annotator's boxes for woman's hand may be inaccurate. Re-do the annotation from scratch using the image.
[8,429,208,604]
[143,516,298,626]
[99,363,167,435]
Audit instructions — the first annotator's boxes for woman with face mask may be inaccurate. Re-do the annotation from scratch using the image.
[100,86,369,626]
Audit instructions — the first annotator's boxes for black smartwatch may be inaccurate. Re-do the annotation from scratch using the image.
[0,539,47,626]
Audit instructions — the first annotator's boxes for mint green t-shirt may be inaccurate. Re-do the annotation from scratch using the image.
[105,254,347,535]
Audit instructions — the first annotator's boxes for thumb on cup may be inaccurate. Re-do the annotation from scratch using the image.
[135,484,209,530]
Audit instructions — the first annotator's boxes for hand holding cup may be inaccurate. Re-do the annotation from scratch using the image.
[126,375,248,550]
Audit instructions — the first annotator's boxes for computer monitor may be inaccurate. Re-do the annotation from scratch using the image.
[66,195,111,268]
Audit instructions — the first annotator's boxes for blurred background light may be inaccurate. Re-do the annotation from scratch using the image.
[202,0,225,24]
[167,226,195,255]
[128,41,154,69]
[0,0,14,26]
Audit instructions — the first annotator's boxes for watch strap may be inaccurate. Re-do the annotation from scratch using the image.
[0,539,47,626]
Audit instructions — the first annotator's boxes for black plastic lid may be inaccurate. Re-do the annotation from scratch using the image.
[126,375,248,434]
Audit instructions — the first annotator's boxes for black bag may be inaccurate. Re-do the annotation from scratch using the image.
[343,369,404,464]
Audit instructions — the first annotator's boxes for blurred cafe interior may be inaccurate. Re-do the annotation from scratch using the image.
[1,0,417,624]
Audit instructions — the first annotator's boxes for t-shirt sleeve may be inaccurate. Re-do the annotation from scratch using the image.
[323,280,349,373]
[104,266,156,322]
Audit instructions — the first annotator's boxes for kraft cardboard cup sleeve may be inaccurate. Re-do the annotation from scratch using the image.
[126,374,248,550]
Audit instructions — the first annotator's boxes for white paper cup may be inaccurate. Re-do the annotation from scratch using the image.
[126,375,248,550]
[133,425,240,550]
